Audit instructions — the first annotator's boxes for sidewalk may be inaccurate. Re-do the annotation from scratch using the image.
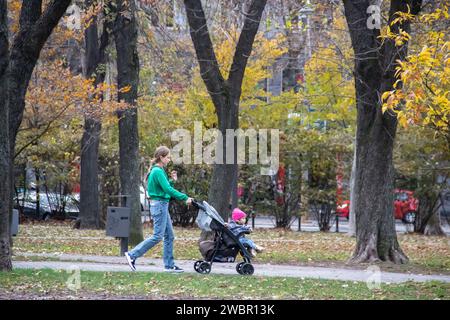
[12,253,450,284]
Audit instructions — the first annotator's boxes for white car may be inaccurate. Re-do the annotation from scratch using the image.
[14,190,79,220]
[140,186,150,212]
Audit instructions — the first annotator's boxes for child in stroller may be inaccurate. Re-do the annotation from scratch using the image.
[192,200,256,275]
[226,208,265,258]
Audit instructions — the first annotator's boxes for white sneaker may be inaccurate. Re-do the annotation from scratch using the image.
[255,245,265,253]
[125,252,136,271]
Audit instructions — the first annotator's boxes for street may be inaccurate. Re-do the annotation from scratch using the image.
[140,212,450,235]
[248,216,450,235]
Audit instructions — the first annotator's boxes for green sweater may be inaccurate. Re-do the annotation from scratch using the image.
[147,165,188,202]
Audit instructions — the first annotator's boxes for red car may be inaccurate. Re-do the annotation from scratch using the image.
[336,200,350,218]
[336,189,418,224]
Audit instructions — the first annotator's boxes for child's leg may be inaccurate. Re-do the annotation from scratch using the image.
[239,237,256,250]
[239,238,258,257]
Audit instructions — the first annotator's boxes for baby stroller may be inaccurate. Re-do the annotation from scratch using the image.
[192,200,255,275]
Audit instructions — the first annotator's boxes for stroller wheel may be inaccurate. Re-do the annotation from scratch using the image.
[197,262,211,274]
[236,262,245,274]
[194,260,203,272]
[240,263,254,275]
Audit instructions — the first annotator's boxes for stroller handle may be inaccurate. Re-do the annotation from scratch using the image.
[191,199,205,210]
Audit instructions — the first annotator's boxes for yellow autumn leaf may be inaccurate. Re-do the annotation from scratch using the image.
[119,85,132,93]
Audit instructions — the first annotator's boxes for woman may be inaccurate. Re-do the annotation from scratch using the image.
[125,146,193,272]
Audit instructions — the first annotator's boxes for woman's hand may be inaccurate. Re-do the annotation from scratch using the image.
[186,197,193,206]
[170,170,178,181]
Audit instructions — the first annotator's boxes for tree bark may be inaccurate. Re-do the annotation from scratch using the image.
[8,0,72,230]
[282,3,302,93]
[231,168,238,210]
[423,211,445,236]
[78,2,111,229]
[184,0,267,221]
[0,0,12,271]
[0,0,71,271]
[113,0,143,245]
[343,0,422,264]
[416,193,445,236]
[348,141,356,237]
[79,118,102,229]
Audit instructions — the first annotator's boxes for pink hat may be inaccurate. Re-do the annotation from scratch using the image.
[232,208,246,221]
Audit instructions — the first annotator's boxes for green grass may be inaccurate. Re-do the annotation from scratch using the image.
[12,222,450,274]
[0,269,448,300]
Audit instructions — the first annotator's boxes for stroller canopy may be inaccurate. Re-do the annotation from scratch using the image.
[195,201,225,231]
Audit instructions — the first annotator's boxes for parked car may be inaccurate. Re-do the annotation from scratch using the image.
[14,190,79,220]
[336,200,350,218]
[15,199,52,220]
[336,189,418,224]
[439,190,450,221]
[140,186,150,212]
[393,189,418,223]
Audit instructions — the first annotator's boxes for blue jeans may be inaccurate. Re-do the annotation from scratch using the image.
[128,200,175,269]
[239,237,256,250]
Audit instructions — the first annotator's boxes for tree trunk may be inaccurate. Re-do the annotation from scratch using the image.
[1,0,71,271]
[415,194,433,233]
[78,4,110,230]
[282,6,301,93]
[416,194,445,236]
[343,0,422,264]
[114,0,143,245]
[231,166,239,211]
[423,211,445,236]
[35,169,41,218]
[351,119,407,263]
[79,118,102,229]
[184,0,267,222]
[207,112,238,219]
[348,141,356,237]
[0,0,12,271]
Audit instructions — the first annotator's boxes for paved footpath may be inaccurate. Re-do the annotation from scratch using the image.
[12,253,450,284]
